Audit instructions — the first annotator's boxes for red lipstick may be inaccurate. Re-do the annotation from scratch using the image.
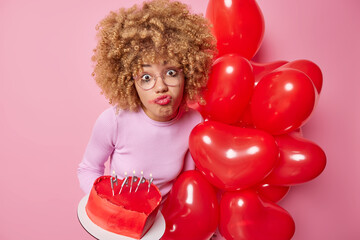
[151,95,172,105]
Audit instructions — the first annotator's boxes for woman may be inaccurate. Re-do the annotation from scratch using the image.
[78,0,216,198]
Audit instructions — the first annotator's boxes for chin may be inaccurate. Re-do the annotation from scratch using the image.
[157,105,177,120]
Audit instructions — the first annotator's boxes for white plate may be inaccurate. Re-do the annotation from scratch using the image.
[77,195,166,240]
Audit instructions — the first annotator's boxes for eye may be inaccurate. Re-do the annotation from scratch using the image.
[140,74,152,82]
[166,69,178,77]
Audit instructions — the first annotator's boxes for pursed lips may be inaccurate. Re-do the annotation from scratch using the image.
[151,95,172,105]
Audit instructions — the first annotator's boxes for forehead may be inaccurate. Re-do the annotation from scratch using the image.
[141,61,175,68]
[139,63,180,76]
[132,52,182,76]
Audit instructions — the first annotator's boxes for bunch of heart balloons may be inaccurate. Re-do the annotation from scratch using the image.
[161,0,326,239]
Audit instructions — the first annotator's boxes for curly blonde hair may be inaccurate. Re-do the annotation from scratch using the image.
[92,0,217,111]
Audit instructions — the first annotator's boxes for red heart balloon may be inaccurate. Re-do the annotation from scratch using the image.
[256,183,290,203]
[206,0,264,59]
[236,60,289,128]
[219,190,295,240]
[161,170,219,240]
[250,60,288,85]
[189,121,279,191]
[199,55,254,124]
[251,69,316,135]
[278,59,323,94]
[264,134,327,185]
[235,103,254,128]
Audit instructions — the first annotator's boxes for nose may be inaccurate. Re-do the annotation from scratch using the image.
[154,76,168,93]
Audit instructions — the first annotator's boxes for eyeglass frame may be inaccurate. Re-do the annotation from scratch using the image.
[133,68,184,91]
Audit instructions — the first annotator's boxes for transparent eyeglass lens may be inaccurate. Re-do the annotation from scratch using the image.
[138,69,181,90]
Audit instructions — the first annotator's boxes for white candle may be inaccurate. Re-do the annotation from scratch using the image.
[119,172,128,195]
[135,171,145,192]
[130,170,137,193]
[148,173,153,193]
[110,170,118,196]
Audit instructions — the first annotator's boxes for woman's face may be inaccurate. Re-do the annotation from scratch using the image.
[134,63,185,122]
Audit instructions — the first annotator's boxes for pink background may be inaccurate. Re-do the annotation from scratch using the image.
[0,0,359,239]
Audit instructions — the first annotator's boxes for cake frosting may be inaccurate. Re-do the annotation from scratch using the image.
[85,176,162,239]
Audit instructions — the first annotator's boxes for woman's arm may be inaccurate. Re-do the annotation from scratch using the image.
[77,108,117,194]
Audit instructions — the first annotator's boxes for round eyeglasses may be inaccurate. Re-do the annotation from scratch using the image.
[134,68,183,91]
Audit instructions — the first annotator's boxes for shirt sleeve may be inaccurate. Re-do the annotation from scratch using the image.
[183,150,196,171]
[182,109,204,172]
[77,108,117,194]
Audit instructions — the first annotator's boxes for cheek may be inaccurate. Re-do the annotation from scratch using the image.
[177,83,185,101]
[135,85,149,103]
[140,93,152,106]
[174,80,185,96]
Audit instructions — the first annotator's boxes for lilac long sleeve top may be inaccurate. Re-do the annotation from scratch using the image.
[77,106,202,196]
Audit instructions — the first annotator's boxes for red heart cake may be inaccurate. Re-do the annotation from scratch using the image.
[85,176,162,239]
